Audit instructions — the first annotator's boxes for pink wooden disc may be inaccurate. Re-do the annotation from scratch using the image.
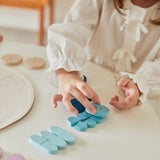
[0,147,3,158]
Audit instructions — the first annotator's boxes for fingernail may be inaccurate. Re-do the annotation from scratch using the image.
[110,101,113,105]
[72,110,78,115]
[90,108,96,114]
[52,103,56,108]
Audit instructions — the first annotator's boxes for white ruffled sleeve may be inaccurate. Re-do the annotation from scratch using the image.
[45,0,101,87]
[121,57,160,103]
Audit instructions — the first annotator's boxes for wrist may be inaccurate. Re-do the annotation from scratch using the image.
[56,68,78,80]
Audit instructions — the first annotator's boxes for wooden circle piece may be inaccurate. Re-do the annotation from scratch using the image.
[24,57,45,70]
[1,54,23,66]
[0,35,3,42]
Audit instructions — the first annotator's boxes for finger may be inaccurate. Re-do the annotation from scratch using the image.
[71,88,96,114]
[111,97,136,110]
[117,78,130,87]
[52,94,63,108]
[90,94,101,104]
[76,81,100,104]
[110,96,133,110]
[110,99,124,110]
[63,94,78,115]
[114,95,119,101]
[111,95,119,101]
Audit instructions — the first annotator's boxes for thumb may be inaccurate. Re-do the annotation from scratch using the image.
[52,94,63,108]
[117,78,130,87]
[91,94,101,104]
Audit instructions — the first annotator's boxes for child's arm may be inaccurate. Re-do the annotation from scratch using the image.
[46,0,102,114]
[110,52,160,110]
[46,0,102,87]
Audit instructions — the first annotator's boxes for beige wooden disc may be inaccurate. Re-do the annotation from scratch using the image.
[1,54,23,66]
[24,57,45,70]
[0,35,3,42]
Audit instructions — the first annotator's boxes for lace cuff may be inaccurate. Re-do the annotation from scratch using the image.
[45,64,83,88]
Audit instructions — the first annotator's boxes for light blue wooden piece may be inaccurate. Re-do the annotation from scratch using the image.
[76,113,90,120]
[67,117,79,127]
[40,131,67,150]
[84,118,96,128]
[50,126,76,145]
[90,116,103,124]
[75,121,88,132]
[86,103,109,117]
[68,113,91,127]
[67,110,105,131]
[30,135,58,154]
[41,141,58,154]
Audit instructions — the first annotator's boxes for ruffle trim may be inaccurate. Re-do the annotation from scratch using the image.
[120,72,150,103]
[45,59,83,88]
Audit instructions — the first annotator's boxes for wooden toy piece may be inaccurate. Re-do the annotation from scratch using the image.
[50,126,76,145]
[71,98,85,113]
[75,121,88,132]
[24,57,45,70]
[41,141,58,154]
[67,113,91,127]
[83,75,87,82]
[40,131,66,150]
[0,147,3,158]
[0,35,3,42]
[90,116,103,124]
[67,117,79,127]
[30,135,58,154]
[70,97,92,113]
[5,154,25,160]
[86,103,110,117]
[1,54,23,66]
[67,111,105,131]
[76,113,90,121]
[84,118,96,128]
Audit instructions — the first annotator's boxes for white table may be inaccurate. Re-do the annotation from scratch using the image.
[0,41,160,160]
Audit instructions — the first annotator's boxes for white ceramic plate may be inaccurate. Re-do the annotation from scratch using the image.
[0,66,34,129]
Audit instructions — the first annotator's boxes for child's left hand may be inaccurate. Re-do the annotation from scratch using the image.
[110,77,140,110]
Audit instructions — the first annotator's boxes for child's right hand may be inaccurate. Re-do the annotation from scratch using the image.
[52,69,100,115]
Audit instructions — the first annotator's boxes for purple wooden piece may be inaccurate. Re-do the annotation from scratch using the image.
[0,147,3,158]
[5,154,25,160]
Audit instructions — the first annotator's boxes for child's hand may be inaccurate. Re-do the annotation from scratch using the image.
[110,77,140,110]
[52,69,100,115]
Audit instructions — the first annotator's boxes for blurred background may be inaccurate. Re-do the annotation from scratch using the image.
[0,0,75,46]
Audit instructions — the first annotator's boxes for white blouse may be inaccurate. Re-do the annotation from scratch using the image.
[46,0,160,103]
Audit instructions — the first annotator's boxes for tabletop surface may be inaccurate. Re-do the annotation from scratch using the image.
[0,41,160,160]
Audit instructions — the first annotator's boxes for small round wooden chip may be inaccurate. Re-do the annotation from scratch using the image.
[24,57,46,70]
[1,54,23,66]
[0,35,3,42]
